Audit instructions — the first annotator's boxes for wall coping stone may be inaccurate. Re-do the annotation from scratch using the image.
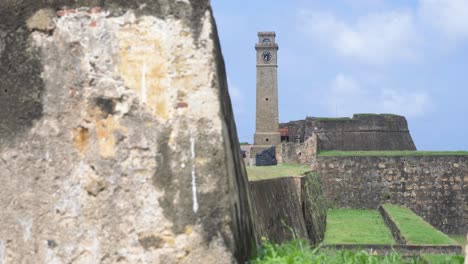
[321,244,463,256]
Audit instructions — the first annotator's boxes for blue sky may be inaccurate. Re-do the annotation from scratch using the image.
[211,0,468,150]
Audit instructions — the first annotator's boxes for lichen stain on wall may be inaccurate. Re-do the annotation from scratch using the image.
[96,115,118,158]
[117,20,170,121]
[81,102,127,158]
[72,126,89,154]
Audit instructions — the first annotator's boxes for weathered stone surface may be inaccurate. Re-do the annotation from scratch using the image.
[249,177,307,243]
[0,1,255,263]
[281,114,416,151]
[301,172,327,246]
[255,146,277,166]
[249,174,327,246]
[317,155,467,234]
[276,135,317,168]
[465,234,468,259]
[378,205,407,244]
[251,32,280,157]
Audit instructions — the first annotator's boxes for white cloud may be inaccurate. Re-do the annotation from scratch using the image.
[419,0,468,40]
[298,9,420,65]
[343,0,386,9]
[326,74,432,117]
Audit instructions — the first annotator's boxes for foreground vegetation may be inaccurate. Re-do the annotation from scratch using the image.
[420,254,464,264]
[246,163,311,181]
[324,209,394,244]
[383,204,457,245]
[251,239,424,264]
[318,150,468,157]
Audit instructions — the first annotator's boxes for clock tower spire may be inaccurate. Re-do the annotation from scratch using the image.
[251,31,280,160]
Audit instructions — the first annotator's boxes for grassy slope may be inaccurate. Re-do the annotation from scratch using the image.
[319,150,468,157]
[383,204,457,245]
[246,163,311,181]
[448,234,467,248]
[324,209,395,245]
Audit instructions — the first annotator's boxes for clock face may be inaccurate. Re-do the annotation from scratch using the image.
[262,51,272,62]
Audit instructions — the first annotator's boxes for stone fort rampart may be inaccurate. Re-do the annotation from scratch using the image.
[317,155,467,234]
[281,114,416,151]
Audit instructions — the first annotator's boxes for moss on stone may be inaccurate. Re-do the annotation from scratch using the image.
[301,171,327,246]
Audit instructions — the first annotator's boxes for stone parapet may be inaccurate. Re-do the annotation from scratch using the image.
[317,155,468,233]
[281,114,416,151]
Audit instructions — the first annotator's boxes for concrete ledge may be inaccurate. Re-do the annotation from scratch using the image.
[378,205,407,244]
[321,244,463,256]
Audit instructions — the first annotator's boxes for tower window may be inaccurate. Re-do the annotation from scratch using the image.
[265,98,269,101]
[266,138,269,142]
[262,38,271,44]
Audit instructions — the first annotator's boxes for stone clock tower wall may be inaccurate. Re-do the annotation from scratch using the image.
[251,32,280,158]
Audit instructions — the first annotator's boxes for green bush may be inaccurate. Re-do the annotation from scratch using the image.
[421,254,464,264]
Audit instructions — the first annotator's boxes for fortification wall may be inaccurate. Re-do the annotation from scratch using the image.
[281,114,416,151]
[317,155,467,234]
[249,172,327,246]
[0,1,255,263]
[276,135,317,168]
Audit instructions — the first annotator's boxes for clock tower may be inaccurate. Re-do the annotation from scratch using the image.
[251,32,280,159]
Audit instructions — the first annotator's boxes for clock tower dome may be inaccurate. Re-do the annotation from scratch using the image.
[251,32,280,159]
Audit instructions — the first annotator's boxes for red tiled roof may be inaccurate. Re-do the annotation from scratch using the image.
[279,127,289,137]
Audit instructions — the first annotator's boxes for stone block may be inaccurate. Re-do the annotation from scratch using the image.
[0,1,255,263]
[255,146,277,166]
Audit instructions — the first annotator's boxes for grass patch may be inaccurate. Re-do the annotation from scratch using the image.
[421,254,464,264]
[324,209,395,245]
[383,204,457,245]
[448,234,467,248]
[246,163,311,181]
[318,150,468,157]
[252,239,423,264]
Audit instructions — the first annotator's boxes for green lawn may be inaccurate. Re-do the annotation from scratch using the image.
[246,163,311,181]
[324,209,395,245]
[448,234,467,248]
[319,150,468,157]
[383,204,457,245]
